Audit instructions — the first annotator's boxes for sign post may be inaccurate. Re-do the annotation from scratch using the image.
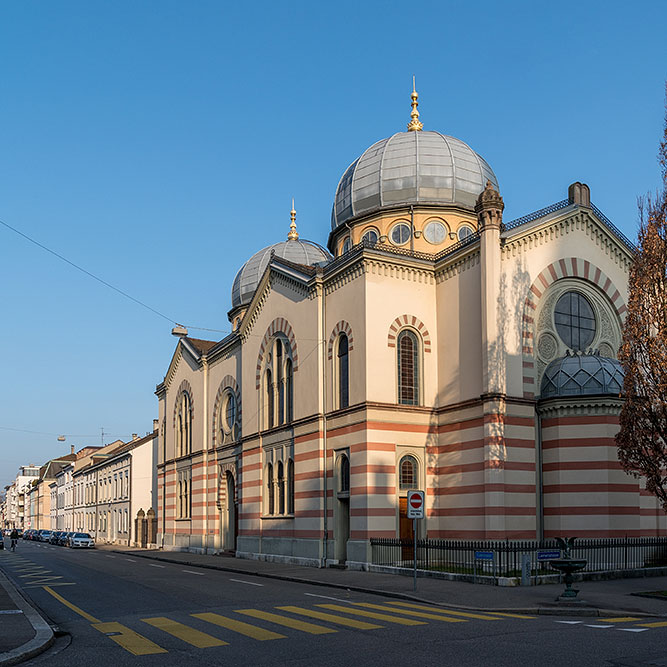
[407,490,425,591]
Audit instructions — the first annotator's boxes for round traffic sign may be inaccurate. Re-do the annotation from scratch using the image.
[408,491,423,509]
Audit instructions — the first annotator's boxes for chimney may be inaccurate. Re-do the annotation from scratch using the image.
[70,445,74,455]
[153,419,159,432]
[132,433,139,441]
[568,182,590,207]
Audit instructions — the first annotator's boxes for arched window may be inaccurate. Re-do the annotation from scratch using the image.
[399,455,418,490]
[277,341,284,425]
[339,455,350,494]
[397,330,420,405]
[177,392,192,457]
[338,333,349,409]
[266,463,274,515]
[287,459,294,514]
[285,359,293,422]
[278,462,285,515]
[265,369,274,429]
[362,228,379,245]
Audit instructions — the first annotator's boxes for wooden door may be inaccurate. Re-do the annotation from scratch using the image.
[399,497,413,561]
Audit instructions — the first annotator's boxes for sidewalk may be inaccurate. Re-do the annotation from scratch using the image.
[0,550,53,667]
[101,545,667,618]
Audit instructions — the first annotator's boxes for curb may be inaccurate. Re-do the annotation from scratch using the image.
[108,548,657,619]
[0,570,54,667]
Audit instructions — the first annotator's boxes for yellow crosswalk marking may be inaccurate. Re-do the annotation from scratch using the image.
[352,602,466,623]
[276,606,382,630]
[141,617,228,648]
[192,612,285,640]
[237,609,336,635]
[388,601,502,620]
[316,604,425,625]
[92,622,167,656]
[600,617,642,623]
[485,612,537,619]
[638,620,667,628]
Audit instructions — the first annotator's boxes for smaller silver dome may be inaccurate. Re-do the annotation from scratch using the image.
[540,354,624,399]
[232,239,331,308]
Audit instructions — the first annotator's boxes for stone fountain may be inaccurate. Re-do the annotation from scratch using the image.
[549,537,587,602]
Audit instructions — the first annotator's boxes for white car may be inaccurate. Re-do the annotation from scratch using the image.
[69,533,95,549]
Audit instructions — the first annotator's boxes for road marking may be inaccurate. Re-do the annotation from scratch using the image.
[105,555,116,559]
[27,582,75,588]
[620,628,649,633]
[352,602,466,623]
[229,578,264,586]
[142,617,228,647]
[304,593,351,602]
[182,570,205,576]
[192,612,285,641]
[236,609,337,635]
[585,624,613,629]
[125,558,136,562]
[600,617,642,623]
[148,564,165,568]
[485,612,537,619]
[388,601,501,621]
[92,621,167,655]
[277,606,382,630]
[316,604,425,626]
[556,621,583,624]
[0,610,23,615]
[43,586,101,623]
[20,572,54,578]
[638,620,667,628]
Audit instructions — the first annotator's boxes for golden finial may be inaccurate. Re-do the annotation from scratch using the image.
[287,199,299,240]
[407,76,423,132]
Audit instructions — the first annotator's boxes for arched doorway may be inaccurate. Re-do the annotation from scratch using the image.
[224,471,238,552]
[334,453,350,563]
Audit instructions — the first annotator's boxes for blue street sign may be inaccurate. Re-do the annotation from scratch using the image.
[474,550,494,561]
[537,550,561,561]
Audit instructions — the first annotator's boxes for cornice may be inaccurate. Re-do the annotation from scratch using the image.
[163,345,183,392]
[501,209,632,272]
[537,395,624,418]
[435,249,480,283]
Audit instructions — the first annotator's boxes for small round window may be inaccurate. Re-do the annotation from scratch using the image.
[390,222,411,245]
[554,291,596,351]
[223,392,236,432]
[423,220,447,244]
[457,225,474,241]
[362,228,379,244]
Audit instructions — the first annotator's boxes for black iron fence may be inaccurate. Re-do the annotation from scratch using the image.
[370,537,667,579]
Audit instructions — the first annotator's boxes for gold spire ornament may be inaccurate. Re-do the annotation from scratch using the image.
[287,199,299,240]
[407,76,423,132]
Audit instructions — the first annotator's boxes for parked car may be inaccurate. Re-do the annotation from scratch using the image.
[49,531,61,545]
[58,532,74,546]
[69,533,95,549]
[38,530,53,542]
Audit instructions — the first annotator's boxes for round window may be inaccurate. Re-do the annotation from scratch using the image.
[423,221,447,244]
[554,291,596,351]
[223,392,236,432]
[390,222,411,245]
[457,226,473,241]
[362,228,379,244]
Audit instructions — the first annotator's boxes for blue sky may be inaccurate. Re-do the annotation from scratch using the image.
[1,1,666,490]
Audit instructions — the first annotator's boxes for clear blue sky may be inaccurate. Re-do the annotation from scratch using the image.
[1,1,666,490]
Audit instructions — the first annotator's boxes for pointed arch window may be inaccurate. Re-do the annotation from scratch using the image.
[338,333,349,409]
[397,330,420,405]
[287,459,294,514]
[177,392,192,457]
[266,463,274,515]
[278,462,285,515]
[339,454,350,494]
[277,341,285,424]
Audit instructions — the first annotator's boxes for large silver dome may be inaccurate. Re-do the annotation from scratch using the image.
[231,239,331,308]
[540,354,624,399]
[332,131,497,230]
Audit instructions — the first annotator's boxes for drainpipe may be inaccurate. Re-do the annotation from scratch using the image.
[535,409,544,541]
[320,276,328,567]
[202,354,209,554]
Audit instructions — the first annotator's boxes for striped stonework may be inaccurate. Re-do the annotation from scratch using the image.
[387,315,432,353]
[255,317,299,389]
[521,258,627,398]
[211,375,242,448]
[327,320,354,360]
[172,379,194,427]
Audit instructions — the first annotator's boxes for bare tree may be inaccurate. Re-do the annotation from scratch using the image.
[616,85,667,510]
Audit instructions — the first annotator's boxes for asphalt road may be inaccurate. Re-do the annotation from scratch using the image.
[2,541,666,666]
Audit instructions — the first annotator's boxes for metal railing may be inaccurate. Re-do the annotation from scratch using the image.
[370,537,667,580]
